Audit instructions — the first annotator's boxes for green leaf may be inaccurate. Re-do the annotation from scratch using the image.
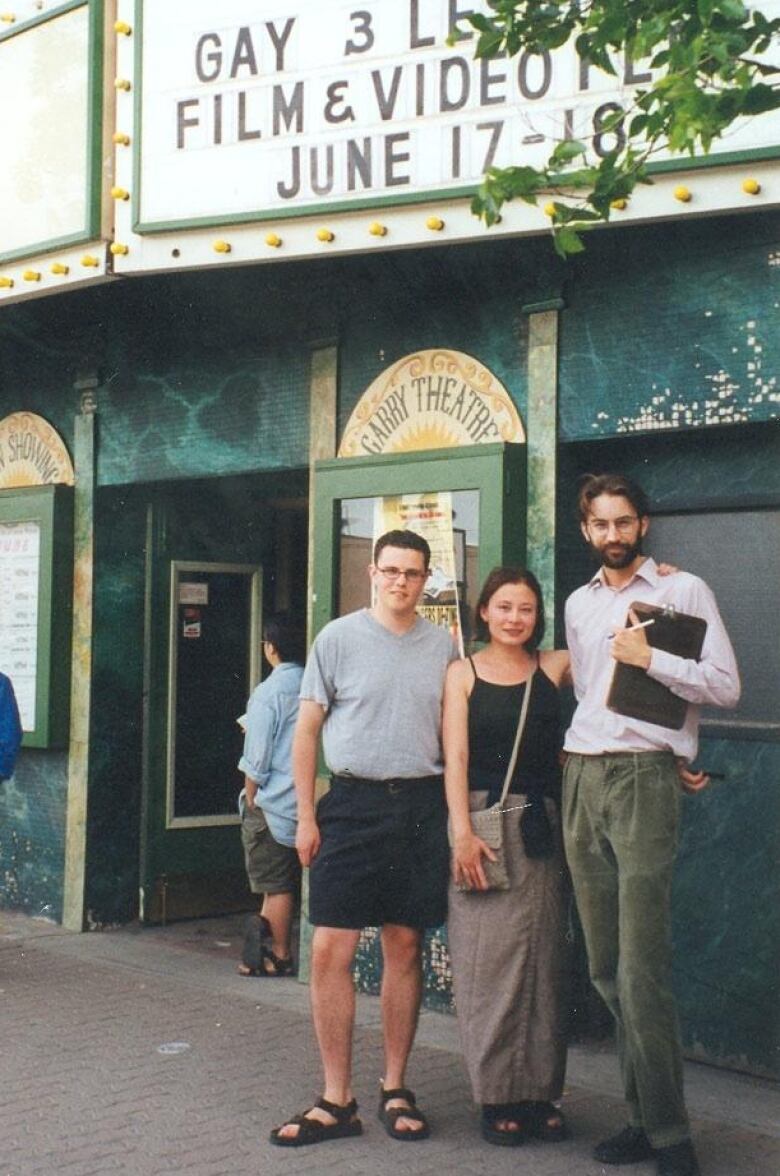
[740,83,780,115]
[475,30,505,58]
[553,226,586,256]
[550,139,588,163]
[715,0,747,21]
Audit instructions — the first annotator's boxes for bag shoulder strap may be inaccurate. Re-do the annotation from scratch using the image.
[497,669,535,807]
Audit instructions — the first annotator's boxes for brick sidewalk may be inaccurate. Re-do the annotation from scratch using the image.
[0,914,776,1176]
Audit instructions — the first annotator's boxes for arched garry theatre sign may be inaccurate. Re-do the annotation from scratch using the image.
[338,350,524,457]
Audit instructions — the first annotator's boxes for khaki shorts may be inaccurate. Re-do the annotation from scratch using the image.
[240,806,300,894]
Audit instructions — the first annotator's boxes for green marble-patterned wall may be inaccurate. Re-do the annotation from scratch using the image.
[0,751,68,919]
[83,487,146,926]
[675,736,779,1077]
[559,212,780,437]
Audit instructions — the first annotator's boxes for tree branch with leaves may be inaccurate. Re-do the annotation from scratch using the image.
[457,0,780,254]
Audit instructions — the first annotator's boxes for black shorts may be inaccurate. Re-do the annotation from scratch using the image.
[309,775,449,931]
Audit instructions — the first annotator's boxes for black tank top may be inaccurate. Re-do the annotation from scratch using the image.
[467,659,562,808]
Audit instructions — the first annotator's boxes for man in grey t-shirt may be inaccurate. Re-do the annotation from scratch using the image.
[270,530,454,1149]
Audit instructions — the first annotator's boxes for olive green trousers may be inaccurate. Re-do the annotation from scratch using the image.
[562,751,690,1149]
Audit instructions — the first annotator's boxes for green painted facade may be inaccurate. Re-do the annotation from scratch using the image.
[0,211,777,1074]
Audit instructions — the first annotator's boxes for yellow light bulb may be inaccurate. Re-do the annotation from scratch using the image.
[110,186,130,201]
[115,78,131,91]
[50,263,69,275]
[22,270,41,282]
[0,15,16,24]
[610,198,628,210]
[110,243,129,256]
[265,233,282,248]
[741,178,761,195]
[673,185,692,203]
[369,222,387,237]
[543,202,557,218]
[213,240,231,253]
[114,20,132,35]
[113,132,131,146]
[425,216,444,231]
[0,276,14,288]
[316,228,335,242]
[81,255,100,268]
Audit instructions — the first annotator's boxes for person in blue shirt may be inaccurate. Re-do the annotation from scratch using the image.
[237,613,304,977]
[0,673,22,781]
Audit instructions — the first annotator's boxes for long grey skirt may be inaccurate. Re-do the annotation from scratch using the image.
[447,792,569,1104]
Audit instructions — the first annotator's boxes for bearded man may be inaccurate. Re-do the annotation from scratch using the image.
[562,473,739,1176]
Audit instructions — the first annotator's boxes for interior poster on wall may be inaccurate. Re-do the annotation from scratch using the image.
[374,491,463,656]
[0,520,40,730]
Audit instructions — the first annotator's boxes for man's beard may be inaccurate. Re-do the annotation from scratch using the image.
[593,537,643,569]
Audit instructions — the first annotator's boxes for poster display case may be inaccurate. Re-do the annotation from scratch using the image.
[0,485,73,747]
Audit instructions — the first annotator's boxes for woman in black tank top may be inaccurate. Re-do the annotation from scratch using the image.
[444,567,571,1147]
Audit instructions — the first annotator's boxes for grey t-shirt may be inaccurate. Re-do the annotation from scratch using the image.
[300,608,456,779]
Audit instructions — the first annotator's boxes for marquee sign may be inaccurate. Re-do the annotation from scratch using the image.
[135,0,780,232]
[338,349,524,457]
[0,414,74,488]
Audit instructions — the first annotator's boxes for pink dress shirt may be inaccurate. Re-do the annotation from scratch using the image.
[564,557,740,760]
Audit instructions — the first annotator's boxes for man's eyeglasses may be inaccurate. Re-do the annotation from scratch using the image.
[375,566,428,583]
[587,516,639,537]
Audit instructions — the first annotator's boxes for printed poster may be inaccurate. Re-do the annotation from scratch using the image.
[374,491,464,656]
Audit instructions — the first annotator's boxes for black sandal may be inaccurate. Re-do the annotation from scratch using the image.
[269,1096,362,1148]
[240,914,272,975]
[524,1101,568,1142]
[261,945,296,976]
[377,1086,430,1141]
[481,1103,527,1147]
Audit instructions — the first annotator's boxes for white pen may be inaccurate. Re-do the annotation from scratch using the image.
[607,618,655,640]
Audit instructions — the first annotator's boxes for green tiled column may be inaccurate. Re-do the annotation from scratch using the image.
[62,380,97,932]
[524,302,563,644]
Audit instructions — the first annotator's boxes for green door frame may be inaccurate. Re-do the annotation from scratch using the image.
[140,498,263,923]
[311,442,527,636]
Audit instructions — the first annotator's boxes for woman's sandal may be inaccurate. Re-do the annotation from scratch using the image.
[261,945,296,976]
[377,1086,430,1141]
[269,1096,362,1148]
[524,1100,568,1142]
[480,1103,528,1147]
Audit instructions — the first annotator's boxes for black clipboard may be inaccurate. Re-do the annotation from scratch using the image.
[607,601,708,730]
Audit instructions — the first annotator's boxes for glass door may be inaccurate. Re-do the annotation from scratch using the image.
[312,443,527,644]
